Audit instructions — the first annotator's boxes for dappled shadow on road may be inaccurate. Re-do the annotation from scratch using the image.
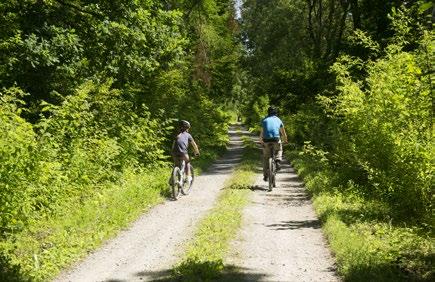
[266,189,309,199]
[264,184,312,207]
[133,268,172,281]
[279,175,301,182]
[225,183,269,191]
[263,161,313,207]
[266,219,321,230]
[203,150,244,175]
[249,185,269,191]
[201,127,247,176]
[133,264,271,282]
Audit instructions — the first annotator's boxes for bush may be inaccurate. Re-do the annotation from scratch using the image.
[0,88,37,236]
[0,80,171,236]
[242,94,269,130]
[322,36,432,220]
[285,18,433,221]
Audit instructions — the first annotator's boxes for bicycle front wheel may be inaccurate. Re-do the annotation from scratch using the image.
[181,164,194,195]
[268,157,274,191]
[171,166,182,200]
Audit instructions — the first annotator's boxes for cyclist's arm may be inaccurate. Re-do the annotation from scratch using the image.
[259,128,264,145]
[280,126,288,143]
[190,139,200,155]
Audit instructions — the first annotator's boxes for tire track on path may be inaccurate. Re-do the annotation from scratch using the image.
[55,125,248,282]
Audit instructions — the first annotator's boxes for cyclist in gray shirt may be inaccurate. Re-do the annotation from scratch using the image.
[172,120,200,183]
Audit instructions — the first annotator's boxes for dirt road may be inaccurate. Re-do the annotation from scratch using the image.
[55,127,338,281]
[55,126,247,282]
[224,161,339,281]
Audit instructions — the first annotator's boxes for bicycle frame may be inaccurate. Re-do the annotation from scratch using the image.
[178,160,186,179]
[266,142,278,191]
[170,157,195,200]
[270,146,276,162]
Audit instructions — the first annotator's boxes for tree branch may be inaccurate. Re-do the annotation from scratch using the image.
[53,0,105,19]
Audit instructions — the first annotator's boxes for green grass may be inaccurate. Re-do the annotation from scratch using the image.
[287,151,434,282]
[0,143,228,282]
[0,169,167,282]
[172,139,258,281]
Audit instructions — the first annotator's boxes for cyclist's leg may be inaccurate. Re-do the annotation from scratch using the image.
[274,141,283,170]
[180,153,191,176]
[263,143,271,179]
[274,141,283,161]
[181,154,193,183]
[169,154,180,184]
[172,154,179,166]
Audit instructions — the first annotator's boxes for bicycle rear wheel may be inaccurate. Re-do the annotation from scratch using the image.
[171,166,182,200]
[181,164,194,195]
[272,162,277,188]
[268,157,274,191]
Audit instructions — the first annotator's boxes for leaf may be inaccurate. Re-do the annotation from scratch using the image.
[418,2,433,13]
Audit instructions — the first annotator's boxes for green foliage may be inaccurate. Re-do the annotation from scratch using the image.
[242,94,268,129]
[240,0,352,109]
[281,103,333,147]
[0,1,242,279]
[0,168,167,281]
[0,88,36,236]
[289,151,434,281]
[0,0,187,109]
[280,10,433,222]
[0,79,170,236]
[179,91,231,149]
[317,31,433,220]
[240,1,434,280]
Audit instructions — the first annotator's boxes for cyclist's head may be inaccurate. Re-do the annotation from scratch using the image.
[179,120,191,131]
[267,106,277,116]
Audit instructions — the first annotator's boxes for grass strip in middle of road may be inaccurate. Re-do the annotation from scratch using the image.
[172,137,258,281]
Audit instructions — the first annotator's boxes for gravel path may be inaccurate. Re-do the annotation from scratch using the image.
[224,159,339,281]
[54,125,248,282]
[55,127,339,282]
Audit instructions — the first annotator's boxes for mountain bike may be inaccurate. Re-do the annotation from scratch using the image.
[170,159,195,200]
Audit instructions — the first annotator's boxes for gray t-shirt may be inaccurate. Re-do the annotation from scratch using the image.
[173,131,193,155]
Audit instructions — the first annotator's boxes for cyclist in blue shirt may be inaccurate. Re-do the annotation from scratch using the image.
[260,106,288,181]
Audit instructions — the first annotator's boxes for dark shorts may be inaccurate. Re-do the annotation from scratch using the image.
[263,137,280,143]
[172,153,189,167]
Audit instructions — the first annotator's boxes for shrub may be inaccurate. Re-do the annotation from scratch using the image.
[315,31,433,221]
[0,87,37,236]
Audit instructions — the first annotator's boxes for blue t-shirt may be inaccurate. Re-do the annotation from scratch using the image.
[261,115,283,139]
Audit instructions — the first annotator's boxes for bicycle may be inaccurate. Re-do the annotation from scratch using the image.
[170,159,195,200]
[264,139,286,191]
[267,145,277,191]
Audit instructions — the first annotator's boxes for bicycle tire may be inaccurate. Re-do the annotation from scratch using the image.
[171,166,182,200]
[268,157,274,191]
[273,161,277,187]
[181,164,194,195]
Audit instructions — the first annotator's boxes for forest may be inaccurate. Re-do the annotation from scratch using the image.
[0,0,433,281]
